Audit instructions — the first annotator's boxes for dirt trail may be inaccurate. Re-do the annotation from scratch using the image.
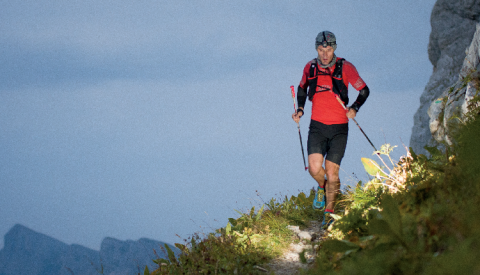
[266,221,325,274]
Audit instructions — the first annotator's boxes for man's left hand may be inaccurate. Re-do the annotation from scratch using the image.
[346,107,357,119]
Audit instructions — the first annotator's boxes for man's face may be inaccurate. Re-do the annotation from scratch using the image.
[317,46,335,65]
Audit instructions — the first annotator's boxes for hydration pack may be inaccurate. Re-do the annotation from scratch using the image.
[307,58,349,105]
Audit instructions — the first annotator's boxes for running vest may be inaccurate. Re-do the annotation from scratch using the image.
[307,58,349,105]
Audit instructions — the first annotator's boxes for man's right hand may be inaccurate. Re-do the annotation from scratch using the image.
[292,109,303,124]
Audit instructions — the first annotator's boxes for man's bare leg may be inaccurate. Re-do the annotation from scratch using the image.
[309,153,329,210]
[308,153,326,187]
[324,160,341,211]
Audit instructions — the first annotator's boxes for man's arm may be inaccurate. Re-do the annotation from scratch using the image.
[349,85,370,112]
[346,85,369,119]
[293,62,311,123]
[292,85,307,123]
[297,85,307,113]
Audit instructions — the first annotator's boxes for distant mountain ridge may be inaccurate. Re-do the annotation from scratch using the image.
[0,224,178,275]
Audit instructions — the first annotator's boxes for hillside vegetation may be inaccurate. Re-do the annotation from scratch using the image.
[146,83,480,274]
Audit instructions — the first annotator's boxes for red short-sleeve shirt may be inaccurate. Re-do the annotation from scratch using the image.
[299,57,366,125]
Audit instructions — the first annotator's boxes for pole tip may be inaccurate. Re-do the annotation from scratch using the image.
[305,167,308,171]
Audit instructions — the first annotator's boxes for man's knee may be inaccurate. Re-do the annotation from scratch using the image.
[308,154,324,174]
[324,166,340,182]
[325,172,340,187]
[325,171,339,182]
[308,164,324,177]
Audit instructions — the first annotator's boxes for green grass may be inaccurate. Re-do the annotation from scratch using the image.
[148,190,321,274]
[147,139,480,274]
[146,126,480,274]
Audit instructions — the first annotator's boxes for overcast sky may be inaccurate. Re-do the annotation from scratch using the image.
[1,0,437,250]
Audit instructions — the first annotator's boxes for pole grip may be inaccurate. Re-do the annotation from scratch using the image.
[290,85,297,111]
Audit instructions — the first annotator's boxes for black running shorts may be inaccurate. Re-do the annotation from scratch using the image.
[307,120,348,165]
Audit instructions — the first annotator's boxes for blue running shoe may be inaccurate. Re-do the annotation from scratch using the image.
[321,212,334,229]
[312,186,325,210]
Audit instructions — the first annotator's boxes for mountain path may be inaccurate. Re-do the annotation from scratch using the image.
[264,221,325,274]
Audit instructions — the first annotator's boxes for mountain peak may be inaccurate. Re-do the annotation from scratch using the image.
[3,224,66,253]
[0,224,177,275]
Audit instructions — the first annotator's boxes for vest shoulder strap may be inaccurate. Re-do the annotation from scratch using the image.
[332,58,345,79]
[309,58,317,78]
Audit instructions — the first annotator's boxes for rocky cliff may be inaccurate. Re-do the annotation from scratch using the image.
[0,224,178,275]
[428,24,480,146]
[410,0,480,154]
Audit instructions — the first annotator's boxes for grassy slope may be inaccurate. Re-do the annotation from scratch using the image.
[146,86,480,275]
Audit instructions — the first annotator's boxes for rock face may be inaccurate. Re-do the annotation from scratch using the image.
[0,224,179,275]
[429,24,480,145]
[410,0,480,155]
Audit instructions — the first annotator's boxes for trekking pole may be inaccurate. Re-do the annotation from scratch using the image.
[334,96,379,153]
[290,85,308,171]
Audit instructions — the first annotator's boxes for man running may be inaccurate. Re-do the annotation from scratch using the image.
[292,31,370,227]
